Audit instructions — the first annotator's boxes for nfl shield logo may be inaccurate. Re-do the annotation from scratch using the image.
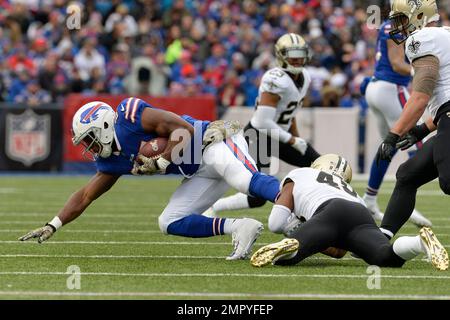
[5,109,51,166]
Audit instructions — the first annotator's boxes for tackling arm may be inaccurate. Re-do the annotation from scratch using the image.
[19,172,119,243]
[391,55,439,136]
[377,55,440,163]
[272,180,346,258]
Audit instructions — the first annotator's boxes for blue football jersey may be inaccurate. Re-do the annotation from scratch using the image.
[373,21,411,87]
[95,97,210,177]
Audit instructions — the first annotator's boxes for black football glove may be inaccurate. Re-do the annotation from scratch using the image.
[376,132,400,165]
[396,123,430,151]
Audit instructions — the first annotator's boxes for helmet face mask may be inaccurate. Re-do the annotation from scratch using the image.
[389,12,414,44]
[389,0,440,44]
[275,33,312,75]
[72,101,116,161]
[74,128,110,161]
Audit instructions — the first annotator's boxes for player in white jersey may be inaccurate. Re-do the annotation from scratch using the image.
[204,33,321,216]
[361,1,430,227]
[250,154,448,270]
[376,0,450,239]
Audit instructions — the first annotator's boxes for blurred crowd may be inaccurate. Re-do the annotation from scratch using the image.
[0,0,449,115]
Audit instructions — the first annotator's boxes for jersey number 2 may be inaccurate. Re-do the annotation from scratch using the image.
[316,171,357,198]
[278,101,298,125]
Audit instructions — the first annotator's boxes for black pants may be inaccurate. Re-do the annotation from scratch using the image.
[276,199,405,268]
[243,122,321,207]
[381,114,450,235]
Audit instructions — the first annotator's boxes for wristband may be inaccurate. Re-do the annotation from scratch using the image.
[48,216,62,230]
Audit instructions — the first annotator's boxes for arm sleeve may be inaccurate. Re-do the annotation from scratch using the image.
[251,106,292,143]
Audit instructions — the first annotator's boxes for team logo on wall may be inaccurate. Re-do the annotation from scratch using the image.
[5,109,51,166]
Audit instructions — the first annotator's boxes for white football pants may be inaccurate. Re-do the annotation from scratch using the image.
[365,79,410,137]
[158,133,258,233]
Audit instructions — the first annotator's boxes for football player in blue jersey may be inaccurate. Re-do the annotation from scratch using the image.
[361,0,430,227]
[19,98,281,260]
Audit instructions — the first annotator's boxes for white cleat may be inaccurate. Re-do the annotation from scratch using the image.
[226,218,264,261]
[419,227,449,271]
[251,238,300,267]
[409,209,432,228]
[363,198,384,221]
[202,207,217,218]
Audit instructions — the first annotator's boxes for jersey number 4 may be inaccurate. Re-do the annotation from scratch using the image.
[316,171,357,198]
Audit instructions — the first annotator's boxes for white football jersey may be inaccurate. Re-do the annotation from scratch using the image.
[406,27,450,120]
[281,168,365,221]
[252,67,311,131]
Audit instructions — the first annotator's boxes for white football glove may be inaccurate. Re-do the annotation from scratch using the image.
[19,224,56,243]
[203,120,242,146]
[131,154,170,175]
[291,137,308,155]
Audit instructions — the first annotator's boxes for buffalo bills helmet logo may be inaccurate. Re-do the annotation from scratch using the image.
[80,104,109,124]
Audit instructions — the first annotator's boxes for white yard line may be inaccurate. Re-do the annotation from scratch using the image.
[0,290,448,299]
[2,240,450,248]
[0,271,449,280]
[0,254,432,263]
[0,229,161,234]
[0,188,18,194]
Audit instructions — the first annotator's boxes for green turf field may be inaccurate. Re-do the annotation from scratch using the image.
[0,176,449,300]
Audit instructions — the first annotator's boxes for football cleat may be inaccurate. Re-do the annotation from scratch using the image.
[226,218,264,261]
[419,227,449,271]
[250,238,299,267]
[410,209,432,228]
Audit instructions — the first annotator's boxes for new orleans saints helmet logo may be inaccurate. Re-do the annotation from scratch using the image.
[408,0,422,10]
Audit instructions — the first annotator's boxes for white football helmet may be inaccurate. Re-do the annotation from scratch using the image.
[72,101,116,159]
[389,0,440,44]
[311,154,353,183]
[275,33,312,75]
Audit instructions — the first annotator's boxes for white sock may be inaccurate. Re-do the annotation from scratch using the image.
[212,193,249,212]
[393,235,425,261]
[363,193,377,203]
[223,218,239,234]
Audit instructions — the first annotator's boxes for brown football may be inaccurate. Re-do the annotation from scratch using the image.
[139,137,168,158]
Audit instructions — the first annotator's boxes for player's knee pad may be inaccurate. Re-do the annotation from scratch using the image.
[247,196,266,208]
[395,162,416,186]
[233,175,252,194]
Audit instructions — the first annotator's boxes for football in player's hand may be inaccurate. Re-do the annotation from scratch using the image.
[139,137,168,158]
